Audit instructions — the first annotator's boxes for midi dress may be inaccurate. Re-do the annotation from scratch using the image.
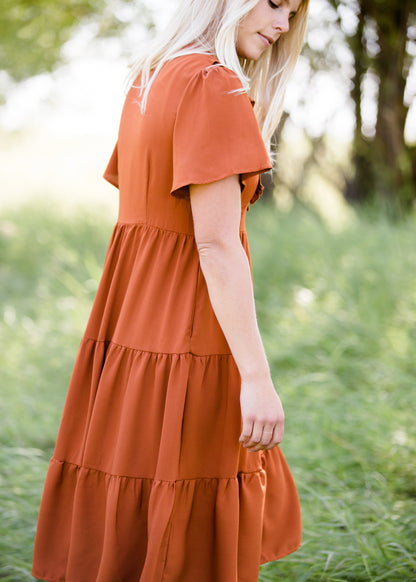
[32,53,302,582]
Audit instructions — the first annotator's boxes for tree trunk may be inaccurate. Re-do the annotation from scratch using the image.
[346,0,416,214]
[372,1,415,212]
[345,7,373,204]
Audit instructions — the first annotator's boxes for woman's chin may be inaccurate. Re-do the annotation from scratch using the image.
[237,48,264,61]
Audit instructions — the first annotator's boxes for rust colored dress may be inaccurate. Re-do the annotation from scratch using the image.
[32,54,301,582]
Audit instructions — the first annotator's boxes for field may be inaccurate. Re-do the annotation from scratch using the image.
[0,199,415,581]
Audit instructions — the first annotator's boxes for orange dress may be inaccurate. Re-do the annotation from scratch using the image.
[32,53,301,582]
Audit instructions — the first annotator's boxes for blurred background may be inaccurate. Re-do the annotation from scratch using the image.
[1,1,415,581]
[1,0,415,218]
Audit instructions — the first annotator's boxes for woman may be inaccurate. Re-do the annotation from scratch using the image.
[32,0,309,581]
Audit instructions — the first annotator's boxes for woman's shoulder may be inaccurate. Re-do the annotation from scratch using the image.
[164,52,217,74]
[162,53,243,90]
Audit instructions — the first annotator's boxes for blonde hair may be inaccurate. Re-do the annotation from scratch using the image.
[128,0,309,156]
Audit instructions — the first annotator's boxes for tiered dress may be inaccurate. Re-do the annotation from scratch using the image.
[32,53,301,582]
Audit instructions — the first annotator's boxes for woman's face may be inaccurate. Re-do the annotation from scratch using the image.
[236,0,302,60]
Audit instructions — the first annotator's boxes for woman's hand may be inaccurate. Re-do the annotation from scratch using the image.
[239,377,284,452]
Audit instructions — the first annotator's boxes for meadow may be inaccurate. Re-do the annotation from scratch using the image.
[0,199,415,581]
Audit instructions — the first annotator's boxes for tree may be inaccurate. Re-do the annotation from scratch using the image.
[327,0,416,214]
[0,0,152,82]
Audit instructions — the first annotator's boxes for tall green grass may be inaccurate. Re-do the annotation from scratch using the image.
[0,202,111,581]
[0,201,415,581]
[250,208,416,581]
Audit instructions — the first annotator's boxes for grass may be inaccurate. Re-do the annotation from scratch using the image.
[0,200,415,581]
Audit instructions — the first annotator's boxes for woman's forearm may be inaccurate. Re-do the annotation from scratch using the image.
[190,175,270,381]
[198,239,270,382]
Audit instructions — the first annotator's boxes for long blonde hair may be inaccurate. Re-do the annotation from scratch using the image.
[128,0,309,155]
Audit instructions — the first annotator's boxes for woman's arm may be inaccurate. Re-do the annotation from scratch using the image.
[190,175,284,452]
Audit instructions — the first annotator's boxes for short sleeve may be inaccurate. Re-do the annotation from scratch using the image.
[103,142,119,189]
[171,65,272,197]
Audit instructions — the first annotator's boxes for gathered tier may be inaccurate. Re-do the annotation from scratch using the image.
[32,222,301,582]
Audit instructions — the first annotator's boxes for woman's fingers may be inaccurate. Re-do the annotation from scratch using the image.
[239,418,254,446]
[248,423,264,447]
[240,422,281,452]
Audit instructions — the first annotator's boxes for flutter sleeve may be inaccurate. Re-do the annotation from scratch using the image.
[103,142,119,189]
[171,64,272,198]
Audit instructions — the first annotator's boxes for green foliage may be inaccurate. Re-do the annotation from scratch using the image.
[0,0,152,82]
[0,201,415,580]
[0,0,104,81]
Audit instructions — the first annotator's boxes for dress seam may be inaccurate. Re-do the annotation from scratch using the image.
[49,457,264,482]
[81,336,233,358]
[188,263,201,342]
[114,220,247,238]
[116,220,194,237]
